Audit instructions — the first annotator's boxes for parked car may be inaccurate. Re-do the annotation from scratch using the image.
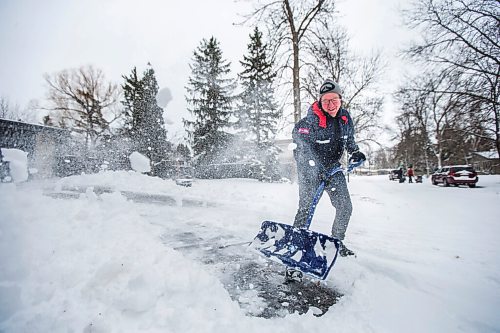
[431,165,478,187]
[175,177,193,187]
[174,166,194,187]
[389,169,400,181]
[389,168,406,182]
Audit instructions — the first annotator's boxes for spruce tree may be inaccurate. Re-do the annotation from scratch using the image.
[121,67,142,138]
[121,65,170,175]
[238,27,280,181]
[176,143,191,161]
[185,37,236,168]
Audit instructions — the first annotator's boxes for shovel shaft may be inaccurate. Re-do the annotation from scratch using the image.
[304,162,361,229]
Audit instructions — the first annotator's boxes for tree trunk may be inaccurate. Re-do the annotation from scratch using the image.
[292,38,301,123]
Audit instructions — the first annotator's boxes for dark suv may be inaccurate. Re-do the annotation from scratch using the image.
[431,165,478,187]
[388,169,400,181]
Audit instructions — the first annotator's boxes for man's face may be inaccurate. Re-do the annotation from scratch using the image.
[320,92,341,117]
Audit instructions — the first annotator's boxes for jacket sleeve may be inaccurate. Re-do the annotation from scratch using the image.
[344,111,360,154]
[292,121,326,176]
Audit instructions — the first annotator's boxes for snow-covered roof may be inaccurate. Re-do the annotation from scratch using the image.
[441,165,473,168]
[473,150,499,159]
[0,117,68,132]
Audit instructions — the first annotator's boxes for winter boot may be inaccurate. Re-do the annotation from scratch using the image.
[338,241,355,257]
[285,268,303,283]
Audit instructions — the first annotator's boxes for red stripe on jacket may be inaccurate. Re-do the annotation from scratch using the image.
[312,102,326,128]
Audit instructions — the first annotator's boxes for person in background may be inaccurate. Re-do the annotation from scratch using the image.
[407,165,414,183]
[397,167,405,183]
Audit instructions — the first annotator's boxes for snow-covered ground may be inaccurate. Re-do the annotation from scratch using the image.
[1,171,499,332]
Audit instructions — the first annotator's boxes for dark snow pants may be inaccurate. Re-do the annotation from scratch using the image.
[293,171,352,240]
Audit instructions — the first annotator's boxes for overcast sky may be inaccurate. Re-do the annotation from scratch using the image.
[0,0,414,141]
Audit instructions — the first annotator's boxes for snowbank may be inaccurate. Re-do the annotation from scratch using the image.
[1,172,499,332]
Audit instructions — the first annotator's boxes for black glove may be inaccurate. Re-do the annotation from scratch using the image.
[319,171,329,183]
[349,151,366,163]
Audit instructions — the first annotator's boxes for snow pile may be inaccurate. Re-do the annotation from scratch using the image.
[55,170,172,193]
[1,172,500,332]
[0,187,242,332]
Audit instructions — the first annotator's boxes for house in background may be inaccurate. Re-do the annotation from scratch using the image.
[470,150,500,174]
[0,118,70,179]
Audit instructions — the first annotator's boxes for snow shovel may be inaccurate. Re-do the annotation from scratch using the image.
[250,161,364,280]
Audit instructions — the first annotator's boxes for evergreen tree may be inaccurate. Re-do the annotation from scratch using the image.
[121,65,170,174]
[184,37,236,167]
[176,143,191,161]
[121,67,142,138]
[238,27,280,181]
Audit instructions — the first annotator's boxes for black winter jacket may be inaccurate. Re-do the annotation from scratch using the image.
[292,101,359,177]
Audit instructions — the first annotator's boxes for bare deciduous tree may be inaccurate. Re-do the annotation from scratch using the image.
[394,69,483,170]
[302,20,386,150]
[243,0,336,123]
[0,96,21,121]
[403,0,500,158]
[44,65,121,148]
[0,96,39,123]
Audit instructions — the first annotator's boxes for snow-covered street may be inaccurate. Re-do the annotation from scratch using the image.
[1,172,499,332]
